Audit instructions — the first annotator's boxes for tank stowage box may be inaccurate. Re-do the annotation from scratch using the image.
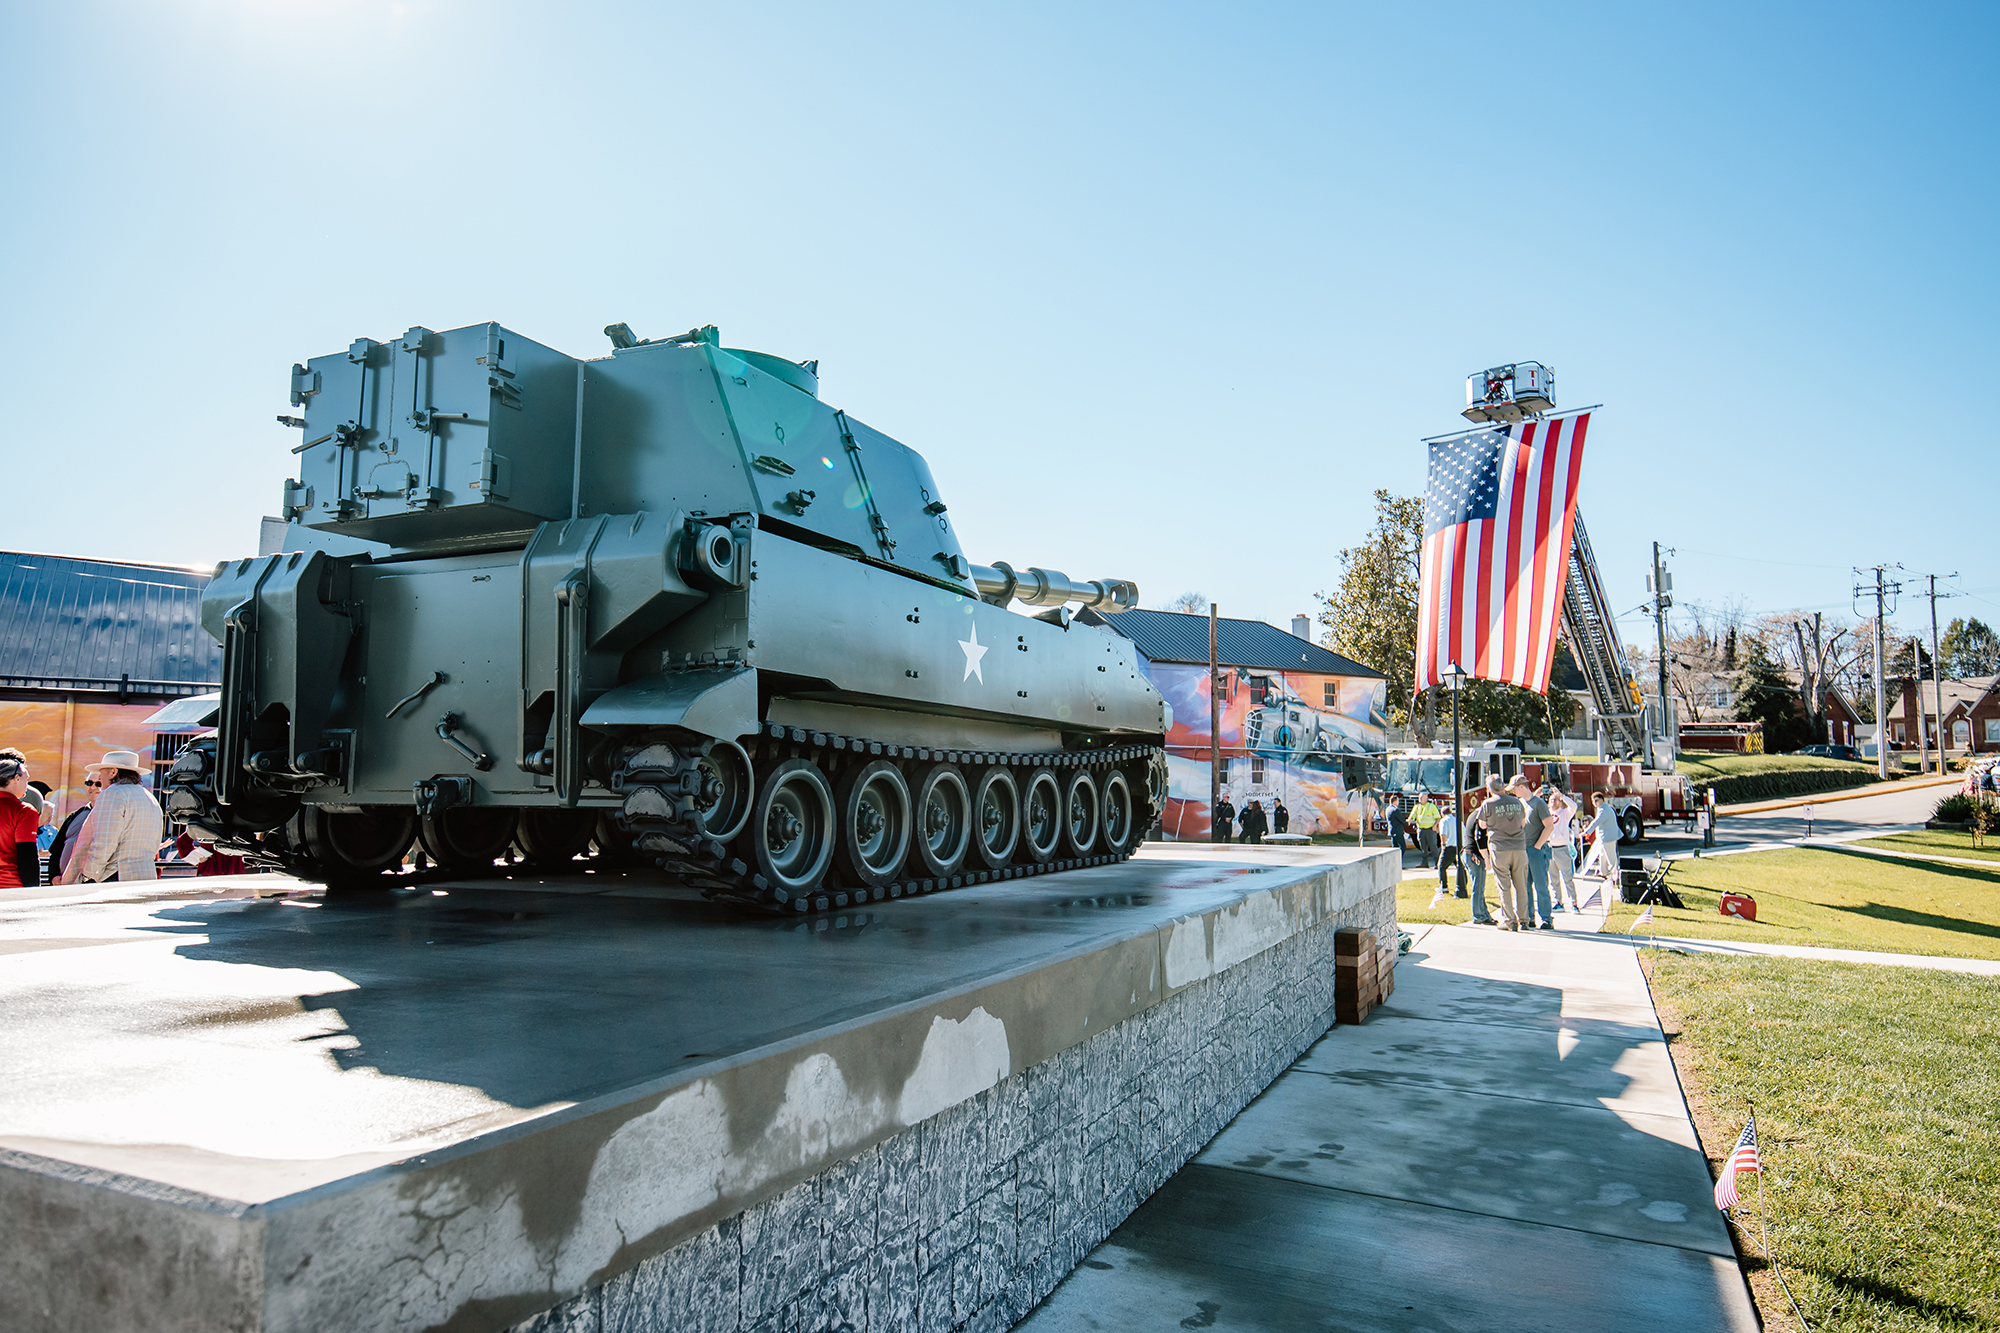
[171,321,1166,913]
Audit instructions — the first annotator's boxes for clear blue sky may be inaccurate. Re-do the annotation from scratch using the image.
[3,1,1995,647]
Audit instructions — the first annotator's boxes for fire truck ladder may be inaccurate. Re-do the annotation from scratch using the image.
[1559,509,1647,760]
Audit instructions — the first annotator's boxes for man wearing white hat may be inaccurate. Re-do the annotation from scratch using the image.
[57,751,162,885]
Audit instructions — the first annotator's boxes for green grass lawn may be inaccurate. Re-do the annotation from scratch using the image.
[1601,847,2000,960]
[1677,753,1883,782]
[1393,870,1582,927]
[1855,829,2000,865]
[1397,874,1472,925]
[1675,754,1891,806]
[1648,953,2000,1332]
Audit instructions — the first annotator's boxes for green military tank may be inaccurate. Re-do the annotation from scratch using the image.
[165,321,1166,912]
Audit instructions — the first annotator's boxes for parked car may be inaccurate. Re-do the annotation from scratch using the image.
[1794,744,1865,763]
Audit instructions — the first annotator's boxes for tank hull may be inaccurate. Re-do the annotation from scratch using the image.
[169,321,1166,908]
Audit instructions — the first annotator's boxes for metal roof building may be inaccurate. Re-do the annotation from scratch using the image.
[1084,607,1383,678]
[0,551,221,701]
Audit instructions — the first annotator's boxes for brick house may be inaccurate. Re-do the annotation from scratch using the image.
[1807,683,1864,747]
[1890,675,2000,754]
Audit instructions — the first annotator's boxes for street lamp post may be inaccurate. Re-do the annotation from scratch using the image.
[1445,663,1468,898]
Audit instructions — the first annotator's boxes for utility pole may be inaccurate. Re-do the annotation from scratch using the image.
[1649,543,1674,764]
[1927,573,1958,769]
[1209,604,1221,840]
[1912,637,1930,774]
[1855,565,1903,780]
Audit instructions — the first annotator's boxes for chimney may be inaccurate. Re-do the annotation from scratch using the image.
[1291,615,1311,641]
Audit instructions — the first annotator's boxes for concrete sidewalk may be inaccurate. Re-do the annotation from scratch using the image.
[1019,923,1758,1331]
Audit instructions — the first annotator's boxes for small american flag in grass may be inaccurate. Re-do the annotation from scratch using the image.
[1714,1113,1762,1209]
[1629,904,1654,932]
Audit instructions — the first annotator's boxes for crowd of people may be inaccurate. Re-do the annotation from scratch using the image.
[0,748,167,889]
[1210,796,1291,844]
[1395,778,1628,931]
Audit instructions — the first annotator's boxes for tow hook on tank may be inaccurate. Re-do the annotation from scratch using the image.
[413,776,475,818]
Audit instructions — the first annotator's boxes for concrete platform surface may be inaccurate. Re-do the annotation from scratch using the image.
[1020,921,1760,1331]
[0,844,1396,1332]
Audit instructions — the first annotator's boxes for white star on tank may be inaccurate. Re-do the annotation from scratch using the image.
[959,624,989,682]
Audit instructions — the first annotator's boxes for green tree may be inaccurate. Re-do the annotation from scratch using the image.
[1315,490,1423,726]
[1436,672,1583,748]
[1315,488,1583,743]
[1733,649,1816,752]
[1941,617,2000,677]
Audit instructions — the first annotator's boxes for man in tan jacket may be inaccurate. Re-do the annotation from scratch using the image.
[1475,776,1532,932]
[58,751,161,885]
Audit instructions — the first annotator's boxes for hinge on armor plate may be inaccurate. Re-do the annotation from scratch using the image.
[289,364,320,405]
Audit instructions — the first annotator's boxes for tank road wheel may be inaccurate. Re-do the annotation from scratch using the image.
[909,763,973,879]
[746,759,836,897]
[690,740,755,844]
[593,812,645,866]
[1099,769,1138,855]
[835,760,913,889]
[1062,769,1100,857]
[295,807,417,881]
[418,807,520,873]
[514,808,597,866]
[970,767,1020,870]
[1018,768,1062,865]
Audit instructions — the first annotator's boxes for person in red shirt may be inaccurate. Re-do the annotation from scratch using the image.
[0,755,41,888]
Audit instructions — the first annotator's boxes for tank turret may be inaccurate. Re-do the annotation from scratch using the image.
[168,320,1167,913]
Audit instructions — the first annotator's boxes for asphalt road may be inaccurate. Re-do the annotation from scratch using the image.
[1655,781,1949,855]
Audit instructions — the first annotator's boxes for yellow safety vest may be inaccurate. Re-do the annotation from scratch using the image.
[1411,800,1440,830]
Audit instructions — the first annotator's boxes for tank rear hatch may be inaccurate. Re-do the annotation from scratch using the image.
[285,324,580,548]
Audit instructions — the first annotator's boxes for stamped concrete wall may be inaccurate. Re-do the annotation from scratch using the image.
[0,850,1396,1333]
[512,873,1397,1333]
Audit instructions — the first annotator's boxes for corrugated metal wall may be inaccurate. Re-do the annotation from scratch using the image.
[0,552,220,695]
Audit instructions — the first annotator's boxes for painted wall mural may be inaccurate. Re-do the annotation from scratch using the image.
[1148,662,1387,840]
[0,701,163,820]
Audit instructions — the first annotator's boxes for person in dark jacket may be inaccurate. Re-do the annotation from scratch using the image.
[1239,800,1270,844]
[1212,796,1236,844]
[46,776,99,881]
[1272,800,1290,834]
[1388,800,1407,851]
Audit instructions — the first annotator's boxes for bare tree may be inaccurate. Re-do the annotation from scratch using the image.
[1630,600,1745,723]
[1735,610,1868,736]
[1787,612,1854,738]
[1160,591,1210,614]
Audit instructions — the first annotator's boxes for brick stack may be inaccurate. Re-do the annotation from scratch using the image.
[1377,941,1397,1003]
[1334,927,1384,1024]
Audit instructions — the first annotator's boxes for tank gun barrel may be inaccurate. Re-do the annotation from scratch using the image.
[972,561,1138,613]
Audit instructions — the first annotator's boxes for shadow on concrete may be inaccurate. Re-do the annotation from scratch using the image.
[1021,938,1758,1332]
[129,869,1221,1110]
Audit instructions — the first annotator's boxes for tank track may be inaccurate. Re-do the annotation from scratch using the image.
[647,723,1166,916]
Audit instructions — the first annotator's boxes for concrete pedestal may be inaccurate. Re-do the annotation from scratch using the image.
[0,845,1397,1333]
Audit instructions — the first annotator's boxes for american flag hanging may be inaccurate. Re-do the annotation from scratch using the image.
[1416,412,1591,691]
[1714,1113,1762,1210]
